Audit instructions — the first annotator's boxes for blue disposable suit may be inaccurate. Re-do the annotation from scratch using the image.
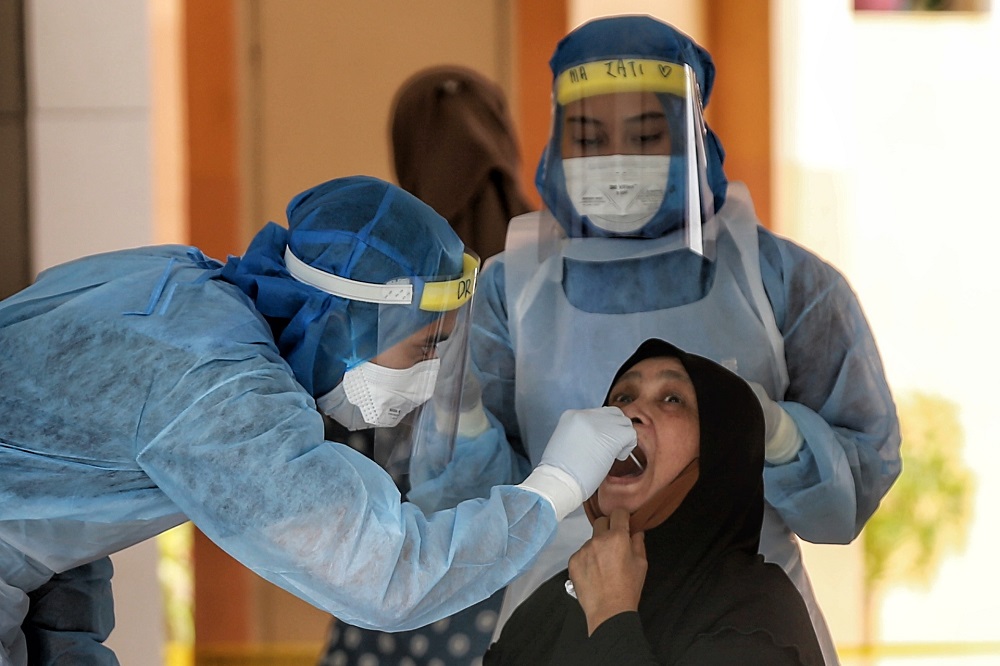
[0,244,556,666]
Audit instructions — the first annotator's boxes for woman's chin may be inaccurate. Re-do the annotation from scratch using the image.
[597,486,646,515]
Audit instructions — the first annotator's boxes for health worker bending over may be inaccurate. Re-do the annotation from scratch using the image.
[0,176,636,666]
[470,16,901,664]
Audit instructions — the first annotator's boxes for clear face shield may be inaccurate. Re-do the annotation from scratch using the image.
[549,58,716,251]
[302,249,481,487]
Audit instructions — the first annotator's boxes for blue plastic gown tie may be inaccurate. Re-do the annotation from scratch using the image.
[123,258,176,316]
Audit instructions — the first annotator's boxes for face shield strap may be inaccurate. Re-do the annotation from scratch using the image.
[684,71,704,257]
[284,246,479,313]
[416,252,479,312]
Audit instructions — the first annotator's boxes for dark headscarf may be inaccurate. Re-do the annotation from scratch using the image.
[585,339,765,551]
[391,66,532,259]
[486,339,824,665]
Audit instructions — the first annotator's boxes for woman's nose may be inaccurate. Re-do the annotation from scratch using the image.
[622,404,648,425]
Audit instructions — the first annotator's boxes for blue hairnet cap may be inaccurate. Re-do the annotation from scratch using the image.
[548,15,717,107]
[285,177,464,290]
[222,176,465,397]
[537,15,729,238]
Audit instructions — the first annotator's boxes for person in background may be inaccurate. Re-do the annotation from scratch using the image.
[318,66,535,666]
[391,65,533,260]
[470,15,901,664]
[0,176,637,666]
[485,338,824,665]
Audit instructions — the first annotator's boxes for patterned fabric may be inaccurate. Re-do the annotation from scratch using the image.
[318,590,502,666]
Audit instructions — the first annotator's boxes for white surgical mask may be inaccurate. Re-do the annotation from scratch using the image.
[563,154,670,234]
[331,358,441,428]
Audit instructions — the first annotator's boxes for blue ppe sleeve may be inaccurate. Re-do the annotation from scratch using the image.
[407,411,532,513]
[22,557,118,666]
[758,228,901,543]
[0,246,558,636]
[134,357,557,631]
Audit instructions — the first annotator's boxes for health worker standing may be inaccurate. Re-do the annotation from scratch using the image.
[470,16,901,664]
[0,176,636,665]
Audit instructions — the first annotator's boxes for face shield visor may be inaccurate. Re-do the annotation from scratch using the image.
[292,247,481,482]
[540,58,716,251]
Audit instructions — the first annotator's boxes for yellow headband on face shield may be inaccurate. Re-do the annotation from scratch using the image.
[284,247,478,312]
[419,252,479,312]
[555,59,689,106]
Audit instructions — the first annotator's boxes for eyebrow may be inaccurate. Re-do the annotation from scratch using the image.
[623,111,667,125]
[565,111,664,126]
[564,115,604,128]
[614,367,692,386]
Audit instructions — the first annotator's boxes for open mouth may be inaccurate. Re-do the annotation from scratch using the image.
[607,444,647,478]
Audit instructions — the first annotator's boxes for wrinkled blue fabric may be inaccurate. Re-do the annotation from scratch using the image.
[0,244,558,665]
[536,15,728,239]
[222,176,467,397]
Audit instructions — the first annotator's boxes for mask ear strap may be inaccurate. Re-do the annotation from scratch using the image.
[284,246,414,305]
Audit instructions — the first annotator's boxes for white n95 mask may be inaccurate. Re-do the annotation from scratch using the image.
[563,154,670,234]
[334,358,441,428]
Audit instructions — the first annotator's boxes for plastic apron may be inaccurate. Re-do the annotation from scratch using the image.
[496,183,838,662]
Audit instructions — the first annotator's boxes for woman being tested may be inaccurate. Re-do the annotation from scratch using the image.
[0,176,636,665]
[485,339,824,665]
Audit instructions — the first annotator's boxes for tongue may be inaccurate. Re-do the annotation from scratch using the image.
[608,458,642,478]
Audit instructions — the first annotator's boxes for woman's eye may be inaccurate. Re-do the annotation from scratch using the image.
[569,126,607,148]
[632,131,667,150]
[662,394,681,404]
[611,393,633,405]
[572,136,604,150]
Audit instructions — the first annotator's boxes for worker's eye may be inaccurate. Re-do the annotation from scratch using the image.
[629,129,668,151]
[565,121,607,156]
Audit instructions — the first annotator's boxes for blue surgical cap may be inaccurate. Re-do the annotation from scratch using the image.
[222,176,465,397]
[537,15,729,239]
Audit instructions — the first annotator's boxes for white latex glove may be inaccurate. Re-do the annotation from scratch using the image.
[518,407,637,520]
[747,381,803,465]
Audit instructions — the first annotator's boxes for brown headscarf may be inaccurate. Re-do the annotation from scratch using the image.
[390,66,532,259]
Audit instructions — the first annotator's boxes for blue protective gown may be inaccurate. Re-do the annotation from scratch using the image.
[470,184,901,663]
[0,245,556,665]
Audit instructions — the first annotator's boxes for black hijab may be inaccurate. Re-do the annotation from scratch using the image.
[486,339,824,665]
